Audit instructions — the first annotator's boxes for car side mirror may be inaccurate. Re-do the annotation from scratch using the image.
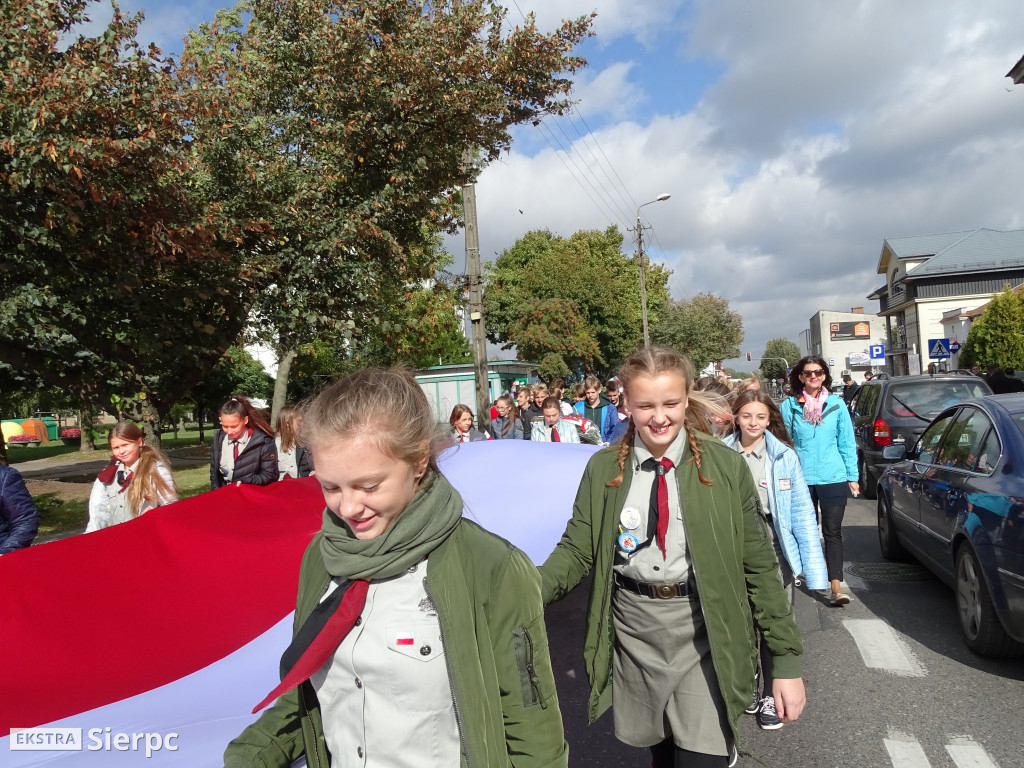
[882,444,907,461]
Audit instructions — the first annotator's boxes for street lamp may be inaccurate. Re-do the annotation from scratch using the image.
[636,193,671,348]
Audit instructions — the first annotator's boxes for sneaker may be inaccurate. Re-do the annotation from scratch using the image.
[744,687,761,715]
[756,696,783,730]
[728,746,739,767]
[830,590,851,606]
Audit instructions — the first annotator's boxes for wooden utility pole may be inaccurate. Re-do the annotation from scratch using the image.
[462,170,490,432]
[453,0,489,432]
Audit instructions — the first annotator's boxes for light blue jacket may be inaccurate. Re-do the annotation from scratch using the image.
[722,431,828,590]
[780,393,858,486]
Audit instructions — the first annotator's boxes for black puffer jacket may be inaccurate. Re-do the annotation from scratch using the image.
[0,465,38,553]
[210,429,279,489]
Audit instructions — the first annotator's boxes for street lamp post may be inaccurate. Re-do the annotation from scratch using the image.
[636,193,671,348]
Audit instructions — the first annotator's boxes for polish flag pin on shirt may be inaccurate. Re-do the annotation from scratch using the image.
[394,632,415,646]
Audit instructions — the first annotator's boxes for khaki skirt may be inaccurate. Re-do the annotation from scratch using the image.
[611,588,732,756]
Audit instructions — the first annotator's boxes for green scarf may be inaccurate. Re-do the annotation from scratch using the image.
[319,471,463,581]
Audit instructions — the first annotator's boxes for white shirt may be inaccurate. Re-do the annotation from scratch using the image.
[275,436,299,480]
[312,562,459,768]
[613,430,691,583]
[86,459,175,532]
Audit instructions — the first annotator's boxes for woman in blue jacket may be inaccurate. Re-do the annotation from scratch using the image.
[779,357,858,606]
[724,390,826,730]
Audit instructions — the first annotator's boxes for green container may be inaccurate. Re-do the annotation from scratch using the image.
[39,416,58,440]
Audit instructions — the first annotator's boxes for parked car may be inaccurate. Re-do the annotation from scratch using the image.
[876,394,1024,657]
[849,373,992,499]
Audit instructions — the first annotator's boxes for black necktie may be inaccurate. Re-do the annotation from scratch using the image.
[253,579,369,713]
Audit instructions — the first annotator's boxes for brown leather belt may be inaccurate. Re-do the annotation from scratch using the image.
[614,572,696,599]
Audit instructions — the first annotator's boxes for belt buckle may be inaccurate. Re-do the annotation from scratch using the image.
[655,583,677,599]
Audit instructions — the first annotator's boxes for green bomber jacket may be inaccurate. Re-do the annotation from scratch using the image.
[538,433,804,745]
[225,518,568,768]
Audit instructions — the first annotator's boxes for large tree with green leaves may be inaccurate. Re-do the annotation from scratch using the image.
[187,346,274,442]
[484,227,671,378]
[0,0,254,442]
[651,293,744,373]
[760,337,802,381]
[180,0,593,417]
[960,286,1024,370]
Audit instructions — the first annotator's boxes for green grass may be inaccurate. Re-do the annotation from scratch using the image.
[34,464,217,539]
[34,493,89,538]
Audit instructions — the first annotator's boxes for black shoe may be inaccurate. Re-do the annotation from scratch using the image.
[744,687,760,715]
[756,696,783,730]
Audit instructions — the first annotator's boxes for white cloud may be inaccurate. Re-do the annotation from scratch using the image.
[570,61,646,121]
[510,0,687,47]
[462,0,1024,367]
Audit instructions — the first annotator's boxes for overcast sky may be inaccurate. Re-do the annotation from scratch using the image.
[78,0,1024,370]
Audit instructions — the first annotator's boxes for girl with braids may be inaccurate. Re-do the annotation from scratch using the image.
[722,390,825,731]
[211,394,278,490]
[226,368,567,767]
[539,347,805,768]
[87,422,176,532]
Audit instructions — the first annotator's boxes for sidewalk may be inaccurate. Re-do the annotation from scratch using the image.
[12,445,211,481]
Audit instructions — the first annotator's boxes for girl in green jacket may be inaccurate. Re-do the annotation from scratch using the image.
[226,368,567,768]
[539,347,805,768]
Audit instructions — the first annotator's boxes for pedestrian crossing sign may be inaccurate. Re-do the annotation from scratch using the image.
[928,338,950,359]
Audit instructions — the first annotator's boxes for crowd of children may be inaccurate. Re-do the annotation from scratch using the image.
[68,351,855,767]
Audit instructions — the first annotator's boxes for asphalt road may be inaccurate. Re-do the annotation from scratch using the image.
[544,497,1024,768]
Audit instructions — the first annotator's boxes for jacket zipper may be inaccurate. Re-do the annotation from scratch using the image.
[514,625,541,706]
[422,579,471,767]
[298,683,324,768]
[301,578,332,768]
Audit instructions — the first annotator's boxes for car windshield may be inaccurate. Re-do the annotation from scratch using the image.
[886,381,989,420]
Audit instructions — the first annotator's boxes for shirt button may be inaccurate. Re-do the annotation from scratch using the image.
[354,617,362,626]
[420,645,432,656]
[354,677,362,689]
[357,746,363,758]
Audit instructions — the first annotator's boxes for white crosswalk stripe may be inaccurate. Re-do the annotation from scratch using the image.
[946,738,1000,768]
[885,733,932,767]
[883,732,1001,768]
[844,618,926,676]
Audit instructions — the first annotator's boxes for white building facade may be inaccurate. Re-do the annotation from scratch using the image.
[804,310,887,383]
[868,229,1024,375]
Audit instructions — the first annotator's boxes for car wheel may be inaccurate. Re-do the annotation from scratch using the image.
[877,495,908,561]
[859,455,877,500]
[955,544,1024,658]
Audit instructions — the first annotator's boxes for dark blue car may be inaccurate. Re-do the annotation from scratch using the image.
[877,394,1024,657]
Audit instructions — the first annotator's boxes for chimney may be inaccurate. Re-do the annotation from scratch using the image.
[851,307,864,314]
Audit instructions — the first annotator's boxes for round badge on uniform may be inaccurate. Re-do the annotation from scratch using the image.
[617,532,640,553]
[619,506,642,530]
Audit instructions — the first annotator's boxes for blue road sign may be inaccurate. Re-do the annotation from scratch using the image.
[949,340,961,353]
[869,344,885,360]
[928,338,950,359]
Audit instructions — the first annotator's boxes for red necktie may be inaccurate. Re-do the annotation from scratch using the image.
[233,441,240,461]
[641,457,674,558]
[551,425,561,442]
[253,579,369,713]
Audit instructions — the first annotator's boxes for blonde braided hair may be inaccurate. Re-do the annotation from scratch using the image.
[606,347,725,488]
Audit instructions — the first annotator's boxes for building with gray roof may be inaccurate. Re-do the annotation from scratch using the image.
[868,228,1024,374]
